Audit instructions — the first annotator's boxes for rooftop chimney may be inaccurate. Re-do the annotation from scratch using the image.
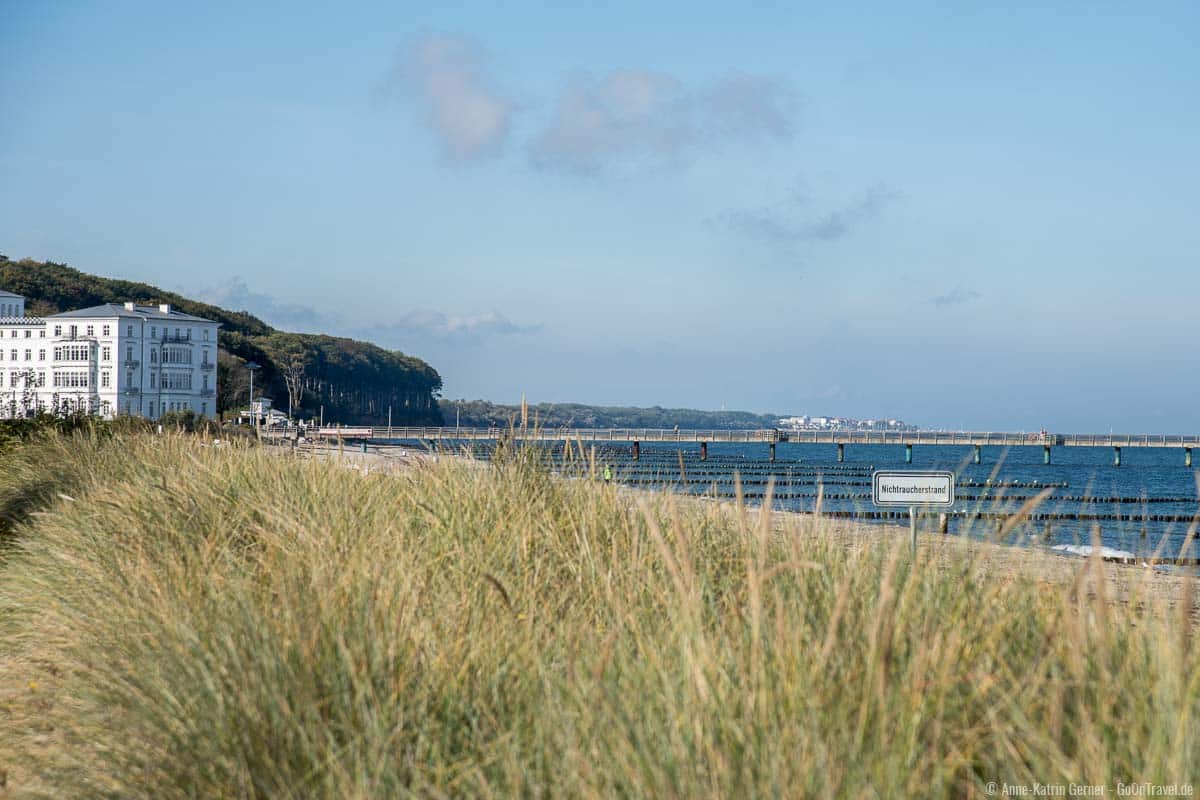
[124,302,136,311]
[159,303,171,314]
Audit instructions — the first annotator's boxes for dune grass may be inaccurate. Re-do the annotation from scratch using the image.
[0,431,1197,798]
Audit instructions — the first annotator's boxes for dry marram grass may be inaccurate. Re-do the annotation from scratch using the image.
[0,431,1197,798]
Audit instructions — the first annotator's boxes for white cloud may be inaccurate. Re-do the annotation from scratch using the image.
[389,34,515,162]
[197,277,327,331]
[369,309,540,344]
[196,278,537,346]
[531,69,800,174]
[700,72,800,142]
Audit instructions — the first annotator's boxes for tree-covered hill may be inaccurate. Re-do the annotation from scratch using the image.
[0,257,443,425]
[440,399,779,430]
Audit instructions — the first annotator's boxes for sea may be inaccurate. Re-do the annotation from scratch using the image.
[419,438,1200,563]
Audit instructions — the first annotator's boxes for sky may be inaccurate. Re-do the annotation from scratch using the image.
[2,1,1198,431]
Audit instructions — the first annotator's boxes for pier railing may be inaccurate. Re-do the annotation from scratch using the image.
[301,426,1200,466]
[356,427,1200,449]
[371,427,783,443]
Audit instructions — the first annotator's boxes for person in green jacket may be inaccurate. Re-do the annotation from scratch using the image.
[603,464,613,482]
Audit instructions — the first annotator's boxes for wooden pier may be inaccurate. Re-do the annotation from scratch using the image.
[311,426,1200,466]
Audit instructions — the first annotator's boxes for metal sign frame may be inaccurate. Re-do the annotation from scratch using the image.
[872,470,956,554]
[871,470,956,508]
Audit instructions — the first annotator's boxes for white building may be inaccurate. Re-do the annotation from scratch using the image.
[0,290,25,319]
[0,293,220,420]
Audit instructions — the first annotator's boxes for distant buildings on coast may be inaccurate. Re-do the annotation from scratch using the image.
[776,414,917,432]
[0,290,220,420]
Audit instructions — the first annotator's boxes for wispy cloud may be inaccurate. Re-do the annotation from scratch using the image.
[198,277,328,332]
[803,186,895,242]
[385,34,515,162]
[930,287,982,308]
[709,182,897,259]
[716,206,804,247]
[366,310,541,345]
[196,278,537,346]
[530,69,800,175]
[700,72,800,142]
[380,35,800,175]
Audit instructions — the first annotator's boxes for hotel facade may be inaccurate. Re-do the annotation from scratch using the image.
[0,290,220,420]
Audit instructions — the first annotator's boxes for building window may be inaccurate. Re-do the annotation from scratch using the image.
[51,371,90,388]
[161,372,193,390]
[69,325,77,338]
[39,330,45,338]
[149,401,155,416]
[54,325,61,336]
[201,402,208,416]
[86,325,94,336]
[159,347,192,365]
[102,347,111,361]
[24,349,31,361]
[53,345,91,362]
[103,325,110,337]
[38,350,44,361]
[127,325,133,337]
[151,327,157,338]
[101,372,110,388]
[150,373,156,388]
[150,350,157,363]
[203,329,209,341]
[9,349,15,361]
[125,346,133,361]
[24,329,31,338]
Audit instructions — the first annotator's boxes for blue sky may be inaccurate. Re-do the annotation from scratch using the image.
[2,1,1198,431]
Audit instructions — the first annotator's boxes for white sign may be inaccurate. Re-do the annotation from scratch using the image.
[872,471,955,507]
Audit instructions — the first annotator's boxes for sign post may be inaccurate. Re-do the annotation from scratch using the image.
[872,471,955,555]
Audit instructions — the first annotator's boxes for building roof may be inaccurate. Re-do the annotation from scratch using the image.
[0,317,43,324]
[46,303,219,324]
[0,290,23,298]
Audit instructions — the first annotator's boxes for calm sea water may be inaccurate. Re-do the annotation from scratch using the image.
[409,439,1200,559]
[624,442,1200,557]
